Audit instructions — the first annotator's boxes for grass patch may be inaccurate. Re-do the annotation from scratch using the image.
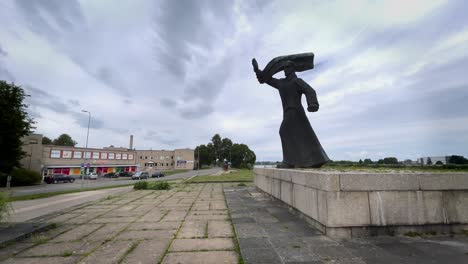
[237,183,247,187]
[133,181,171,190]
[0,192,12,222]
[404,231,421,237]
[187,170,253,183]
[31,233,49,244]
[10,184,134,201]
[163,169,190,176]
[133,181,149,190]
[62,251,73,257]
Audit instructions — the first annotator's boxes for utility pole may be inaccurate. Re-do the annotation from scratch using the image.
[81,110,91,189]
[197,147,200,176]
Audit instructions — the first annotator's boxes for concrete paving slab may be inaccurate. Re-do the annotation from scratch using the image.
[162,251,238,264]
[208,220,233,238]
[177,221,207,238]
[122,239,169,264]
[79,240,134,264]
[116,230,176,240]
[17,240,101,257]
[1,256,81,264]
[169,238,234,251]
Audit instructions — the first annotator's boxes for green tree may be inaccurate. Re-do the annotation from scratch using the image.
[42,136,52,145]
[426,157,432,165]
[0,81,34,173]
[195,144,214,167]
[221,137,233,161]
[52,134,77,146]
[382,157,398,164]
[230,143,256,169]
[358,159,363,164]
[211,134,222,161]
[363,158,373,164]
[435,161,443,165]
[447,155,468,164]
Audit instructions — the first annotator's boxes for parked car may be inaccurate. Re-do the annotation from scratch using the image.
[132,171,149,180]
[103,172,119,178]
[118,171,133,177]
[44,174,75,184]
[151,171,165,178]
[85,172,98,180]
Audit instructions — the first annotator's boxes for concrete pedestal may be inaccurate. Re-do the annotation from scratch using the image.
[254,168,468,238]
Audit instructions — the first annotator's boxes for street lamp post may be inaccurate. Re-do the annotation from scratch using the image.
[197,147,200,176]
[81,110,91,189]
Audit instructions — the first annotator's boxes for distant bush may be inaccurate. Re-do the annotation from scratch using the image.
[133,181,148,190]
[133,181,170,190]
[150,181,170,190]
[0,192,11,222]
[0,168,42,186]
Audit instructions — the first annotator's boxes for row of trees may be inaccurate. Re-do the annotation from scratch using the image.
[42,134,77,146]
[195,134,256,169]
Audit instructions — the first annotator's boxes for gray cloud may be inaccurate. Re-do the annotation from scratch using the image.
[153,0,236,78]
[24,85,104,129]
[15,0,84,39]
[0,44,7,57]
[160,98,177,108]
[2,0,468,160]
[95,66,129,96]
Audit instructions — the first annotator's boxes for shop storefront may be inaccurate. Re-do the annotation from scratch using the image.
[46,165,137,176]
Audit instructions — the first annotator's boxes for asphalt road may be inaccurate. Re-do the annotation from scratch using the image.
[3,168,221,197]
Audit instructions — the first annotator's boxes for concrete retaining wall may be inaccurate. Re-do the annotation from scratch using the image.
[254,168,468,238]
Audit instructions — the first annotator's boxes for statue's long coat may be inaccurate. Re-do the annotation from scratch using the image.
[267,77,329,167]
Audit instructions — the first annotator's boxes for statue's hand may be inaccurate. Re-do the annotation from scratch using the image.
[307,104,319,112]
[255,69,265,84]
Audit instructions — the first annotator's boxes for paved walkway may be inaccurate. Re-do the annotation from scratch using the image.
[226,186,468,264]
[5,187,132,223]
[0,183,239,263]
[1,184,467,263]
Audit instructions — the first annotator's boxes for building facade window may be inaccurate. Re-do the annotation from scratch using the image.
[62,150,72,159]
[101,152,108,159]
[51,149,61,158]
[109,153,115,159]
[85,152,92,159]
[73,151,83,159]
[129,154,134,160]
[160,156,164,160]
[92,152,99,159]
[116,153,122,159]
[122,153,128,159]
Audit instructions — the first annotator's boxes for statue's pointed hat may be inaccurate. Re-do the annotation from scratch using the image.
[262,52,314,78]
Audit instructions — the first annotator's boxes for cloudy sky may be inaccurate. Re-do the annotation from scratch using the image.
[1,0,467,162]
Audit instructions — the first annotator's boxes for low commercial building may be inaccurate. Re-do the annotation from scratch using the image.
[20,134,194,176]
[135,148,195,172]
[418,156,448,165]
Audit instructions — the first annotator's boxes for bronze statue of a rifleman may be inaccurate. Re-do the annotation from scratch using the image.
[252,52,329,168]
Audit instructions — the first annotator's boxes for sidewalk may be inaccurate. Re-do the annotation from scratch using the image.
[0,184,467,263]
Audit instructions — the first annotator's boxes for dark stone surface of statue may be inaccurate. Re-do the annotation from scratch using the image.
[252,53,329,168]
